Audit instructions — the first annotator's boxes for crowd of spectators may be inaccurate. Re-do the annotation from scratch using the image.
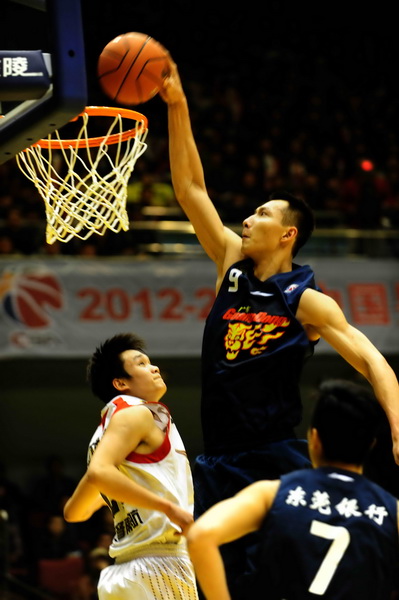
[1,31,399,258]
[0,456,114,599]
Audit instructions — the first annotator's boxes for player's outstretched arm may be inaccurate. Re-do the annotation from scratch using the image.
[160,57,242,283]
[186,480,279,600]
[298,289,399,465]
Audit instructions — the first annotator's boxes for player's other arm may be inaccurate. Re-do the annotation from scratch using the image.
[63,473,106,522]
[86,406,193,532]
[161,58,242,287]
[298,288,399,464]
[63,410,157,524]
[186,480,279,600]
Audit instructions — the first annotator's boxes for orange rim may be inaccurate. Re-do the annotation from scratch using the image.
[31,106,148,149]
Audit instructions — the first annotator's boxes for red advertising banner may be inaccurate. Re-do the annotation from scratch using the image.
[0,257,398,357]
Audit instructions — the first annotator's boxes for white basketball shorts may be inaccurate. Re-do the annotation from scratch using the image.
[98,547,199,600]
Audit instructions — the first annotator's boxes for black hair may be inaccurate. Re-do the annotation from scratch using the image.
[310,379,384,465]
[268,190,315,257]
[87,333,147,404]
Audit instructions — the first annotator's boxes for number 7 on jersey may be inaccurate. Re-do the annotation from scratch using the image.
[309,520,350,595]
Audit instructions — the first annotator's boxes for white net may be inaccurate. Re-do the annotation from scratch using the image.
[16,108,148,244]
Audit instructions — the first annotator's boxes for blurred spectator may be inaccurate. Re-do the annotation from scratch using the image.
[341,159,392,228]
[33,514,82,561]
[40,239,64,256]
[77,242,99,257]
[127,173,176,209]
[28,455,77,517]
[0,462,27,576]
[0,234,19,255]
[72,548,113,600]
[0,208,42,254]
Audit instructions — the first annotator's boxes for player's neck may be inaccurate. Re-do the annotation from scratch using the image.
[318,459,363,475]
[253,253,293,282]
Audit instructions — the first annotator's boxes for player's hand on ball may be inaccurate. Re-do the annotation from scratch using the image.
[159,56,186,105]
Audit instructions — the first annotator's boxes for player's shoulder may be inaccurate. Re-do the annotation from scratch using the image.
[299,286,325,304]
[298,286,339,317]
[108,399,155,429]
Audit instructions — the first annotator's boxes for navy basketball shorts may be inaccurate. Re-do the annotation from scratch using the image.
[194,438,311,517]
[193,439,311,599]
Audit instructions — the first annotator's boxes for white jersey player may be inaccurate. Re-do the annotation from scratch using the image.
[64,333,199,600]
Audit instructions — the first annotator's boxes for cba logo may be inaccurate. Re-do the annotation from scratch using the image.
[0,267,63,327]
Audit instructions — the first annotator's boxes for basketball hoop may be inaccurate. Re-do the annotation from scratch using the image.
[15,106,148,244]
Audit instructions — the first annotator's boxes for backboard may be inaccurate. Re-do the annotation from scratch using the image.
[0,0,87,164]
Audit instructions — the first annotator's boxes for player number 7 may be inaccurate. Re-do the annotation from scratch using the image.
[308,520,350,595]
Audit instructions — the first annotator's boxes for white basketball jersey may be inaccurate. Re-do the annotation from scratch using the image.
[88,395,194,561]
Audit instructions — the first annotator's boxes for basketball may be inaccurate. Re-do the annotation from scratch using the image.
[97,32,169,106]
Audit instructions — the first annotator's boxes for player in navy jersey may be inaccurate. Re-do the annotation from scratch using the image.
[186,380,399,600]
[160,58,399,596]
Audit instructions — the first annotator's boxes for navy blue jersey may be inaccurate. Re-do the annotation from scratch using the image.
[254,467,399,599]
[201,259,319,454]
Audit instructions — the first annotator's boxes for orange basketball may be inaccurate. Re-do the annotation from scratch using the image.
[97,32,169,106]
